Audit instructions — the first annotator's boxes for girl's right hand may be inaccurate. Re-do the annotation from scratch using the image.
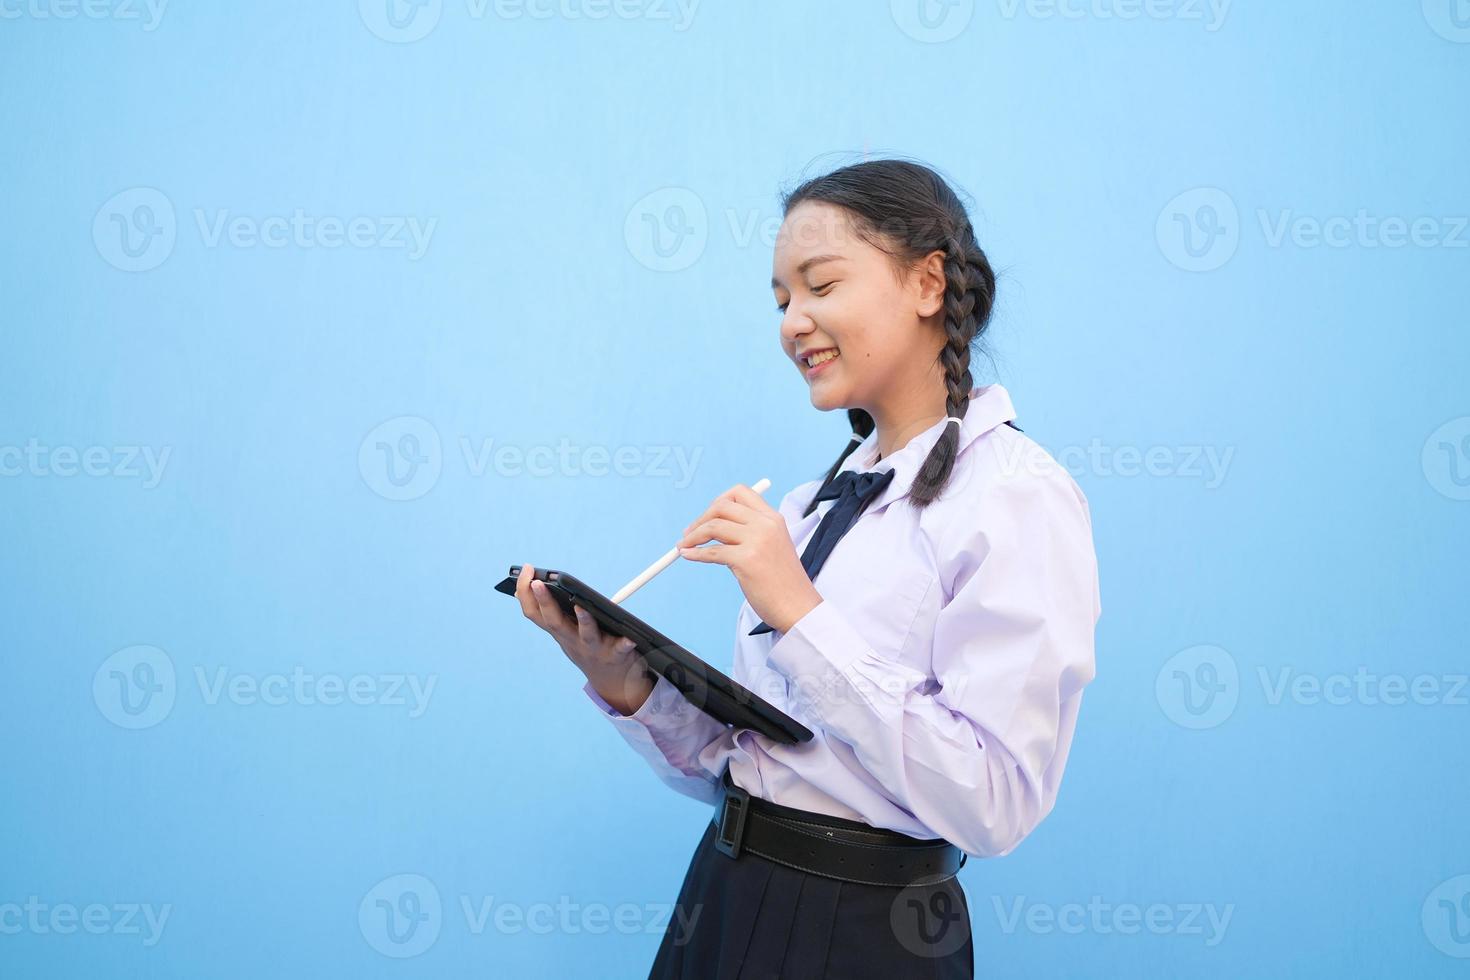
[513,563,655,715]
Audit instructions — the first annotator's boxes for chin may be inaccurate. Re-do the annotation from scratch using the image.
[807,387,849,412]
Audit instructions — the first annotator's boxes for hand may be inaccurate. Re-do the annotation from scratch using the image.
[676,483,822,634]
[512,563,654,715]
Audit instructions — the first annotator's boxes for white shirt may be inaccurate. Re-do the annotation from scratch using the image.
[584,383,1101,858]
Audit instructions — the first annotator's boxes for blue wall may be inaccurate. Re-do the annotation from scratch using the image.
[2,2,1467,976]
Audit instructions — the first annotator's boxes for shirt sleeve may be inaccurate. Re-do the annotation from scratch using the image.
[583,672,726,806]
[765,458,1101,857]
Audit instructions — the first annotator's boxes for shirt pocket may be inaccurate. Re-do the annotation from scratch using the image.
[823,562,936,663]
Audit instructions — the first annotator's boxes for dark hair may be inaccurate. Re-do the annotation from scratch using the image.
[780,158,999,515]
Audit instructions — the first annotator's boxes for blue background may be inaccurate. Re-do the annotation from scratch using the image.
[2,1,1468,976]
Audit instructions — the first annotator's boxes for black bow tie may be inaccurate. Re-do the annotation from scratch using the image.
[748,467,898,635]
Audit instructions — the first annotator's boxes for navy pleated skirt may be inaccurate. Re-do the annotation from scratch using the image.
[648,814,974,979]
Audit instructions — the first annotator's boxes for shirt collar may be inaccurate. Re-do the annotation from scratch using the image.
[836,383,1017,512]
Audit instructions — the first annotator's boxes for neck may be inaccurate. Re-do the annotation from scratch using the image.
[866,386,954,462]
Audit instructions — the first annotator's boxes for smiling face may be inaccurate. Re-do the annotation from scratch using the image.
[772,201,949,416]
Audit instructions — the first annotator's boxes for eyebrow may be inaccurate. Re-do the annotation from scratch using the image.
[771,254,845,290]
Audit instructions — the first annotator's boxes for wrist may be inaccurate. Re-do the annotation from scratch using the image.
[773,588,822,634]
[591,668,655,716]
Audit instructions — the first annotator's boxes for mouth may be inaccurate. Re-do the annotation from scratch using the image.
[800,347,840,378]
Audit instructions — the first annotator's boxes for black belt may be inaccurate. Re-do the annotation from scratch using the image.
[711,767,967,887]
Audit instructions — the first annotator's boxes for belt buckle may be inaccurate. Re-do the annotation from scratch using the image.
[714,781,750,859]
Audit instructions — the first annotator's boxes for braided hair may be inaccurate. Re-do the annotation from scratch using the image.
[781,159,999,516]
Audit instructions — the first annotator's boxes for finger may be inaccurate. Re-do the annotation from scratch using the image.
[681,500,718,537]
[573,604,599,648]
[682,499,759,536]
[515,564,540,622]
[679,518,746,549]
[726,483,779,517]
[681,483,750,535]
[678,542,726,564]
[531,579,571,635]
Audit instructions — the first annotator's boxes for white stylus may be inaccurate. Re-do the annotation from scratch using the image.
[610,477,773,604]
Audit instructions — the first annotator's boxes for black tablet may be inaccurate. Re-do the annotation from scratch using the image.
[495,565,813,745]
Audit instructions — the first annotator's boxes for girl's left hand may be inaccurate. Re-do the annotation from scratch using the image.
[677,483,821,634]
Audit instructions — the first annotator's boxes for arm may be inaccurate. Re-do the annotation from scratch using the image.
[585,478,826,806]
[766,460,1101,857]
[584,672,726,806]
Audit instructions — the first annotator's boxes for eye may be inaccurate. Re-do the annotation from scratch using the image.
[775,281,836,314]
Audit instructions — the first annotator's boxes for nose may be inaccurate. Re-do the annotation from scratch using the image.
[779,304,814,351]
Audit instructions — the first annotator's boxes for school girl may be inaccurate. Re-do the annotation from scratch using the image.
[515,158,1101,978]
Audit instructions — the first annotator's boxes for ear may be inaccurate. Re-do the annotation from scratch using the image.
[913,249,948,319]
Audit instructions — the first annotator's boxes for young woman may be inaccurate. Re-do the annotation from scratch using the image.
[515,159,1101,978]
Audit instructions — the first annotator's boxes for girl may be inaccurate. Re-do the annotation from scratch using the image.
[515,159,1100,978]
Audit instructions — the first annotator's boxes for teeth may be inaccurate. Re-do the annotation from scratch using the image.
[805,350,839,367]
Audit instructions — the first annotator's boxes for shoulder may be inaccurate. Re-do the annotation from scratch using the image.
[922,423,1095,554]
